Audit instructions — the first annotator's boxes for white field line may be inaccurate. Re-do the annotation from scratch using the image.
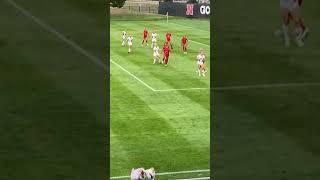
[5,0,107,71]
[175,177,210,180]
[155,87,209,92]
[111,59,156,91]
[110,169,210,179]
[168,21,210,33]
[213,82,320,91]
[189,40,210,47]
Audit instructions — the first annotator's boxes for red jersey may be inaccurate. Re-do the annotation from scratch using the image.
[166,33,171,41]
[181,36,188,44]
[143,30,148,38]
[163,46,170,56]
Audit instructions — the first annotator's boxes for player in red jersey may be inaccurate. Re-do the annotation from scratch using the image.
[142,27,149,47]
[162,42,171,66]
[165,32,173,50]
[181,35,188,54]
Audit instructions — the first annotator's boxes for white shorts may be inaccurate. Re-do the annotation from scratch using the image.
[128,42,132,46]
[280,0,298,11]
[152,38,156,43]
[153,52,159,57]
[197,61,204,65]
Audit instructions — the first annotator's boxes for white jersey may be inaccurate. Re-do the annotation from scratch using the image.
[131,168,146,180]
[145,168,155,180]
[122,31,126,40]
[128,36,133,46]
[280,0,299,11]
[153,46,160,56]
[197,54,205,65]
[151,32,157,42]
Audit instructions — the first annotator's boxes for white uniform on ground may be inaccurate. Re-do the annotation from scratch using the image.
[280,0,299,11]
[153,46,160,64]
[127,36,133,53]
[131,168,146,180]
[122,31,126,46]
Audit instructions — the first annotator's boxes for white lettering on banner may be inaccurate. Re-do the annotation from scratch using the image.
[200,5,210,15]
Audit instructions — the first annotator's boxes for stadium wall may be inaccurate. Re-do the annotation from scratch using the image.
[158,2,210,18]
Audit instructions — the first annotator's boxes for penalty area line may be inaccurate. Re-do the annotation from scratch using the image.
[175,177,210,180]
[110,169,210,179]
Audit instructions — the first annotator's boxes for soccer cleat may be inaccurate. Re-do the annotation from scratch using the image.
[299,28,309,41]
[295,37,304,47]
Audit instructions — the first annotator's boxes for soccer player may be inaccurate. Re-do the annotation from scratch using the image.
[162,42,171,66]
[142,27,149,47]
[131,168,146,180]
[153,44,160,64]
[278,0,306,47]
[181,35,188,54]
[127,34,133,53]
[145,167,155,180]
[151,31,157,48]
[121,31,126,47]
[165,31,173,50]
[196,48,206,77]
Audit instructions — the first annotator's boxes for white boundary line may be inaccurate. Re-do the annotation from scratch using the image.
[110,169,210,179]
[111,59,156,91]
[175,177,210,180]
[5,0,107,71]
[189,40,210,47]
[213,82,320,91]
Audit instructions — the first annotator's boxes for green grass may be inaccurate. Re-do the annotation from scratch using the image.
[0,0,106,179]
[214,1,320,179]
[110,15,210,179]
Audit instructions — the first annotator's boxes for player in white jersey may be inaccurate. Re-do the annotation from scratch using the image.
[278,0,305,47]
[151,31,157,48]
[196,48,206,77]
[121,31,126,47]
[145,167,155,180]
[127,34,133,53]
[152,44,160,64]
[131,168,146,180]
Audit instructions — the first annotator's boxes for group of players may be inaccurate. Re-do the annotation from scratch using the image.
[131,167,155,180]
[275,0,309,47]
[121,27,207,77]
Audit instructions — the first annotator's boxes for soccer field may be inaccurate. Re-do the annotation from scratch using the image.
[110,14,210,179]
[0,0,106,179]
[214,1,320,179]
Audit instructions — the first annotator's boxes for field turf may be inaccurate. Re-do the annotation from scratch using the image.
[214,1,320,179]
[0,0,106,179]
[110,15,210,179]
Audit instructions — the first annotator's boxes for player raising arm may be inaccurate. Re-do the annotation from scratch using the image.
[142,27,149,47]
[127,34,133,53]
[196,48,206,77]
[181,35,188,54]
